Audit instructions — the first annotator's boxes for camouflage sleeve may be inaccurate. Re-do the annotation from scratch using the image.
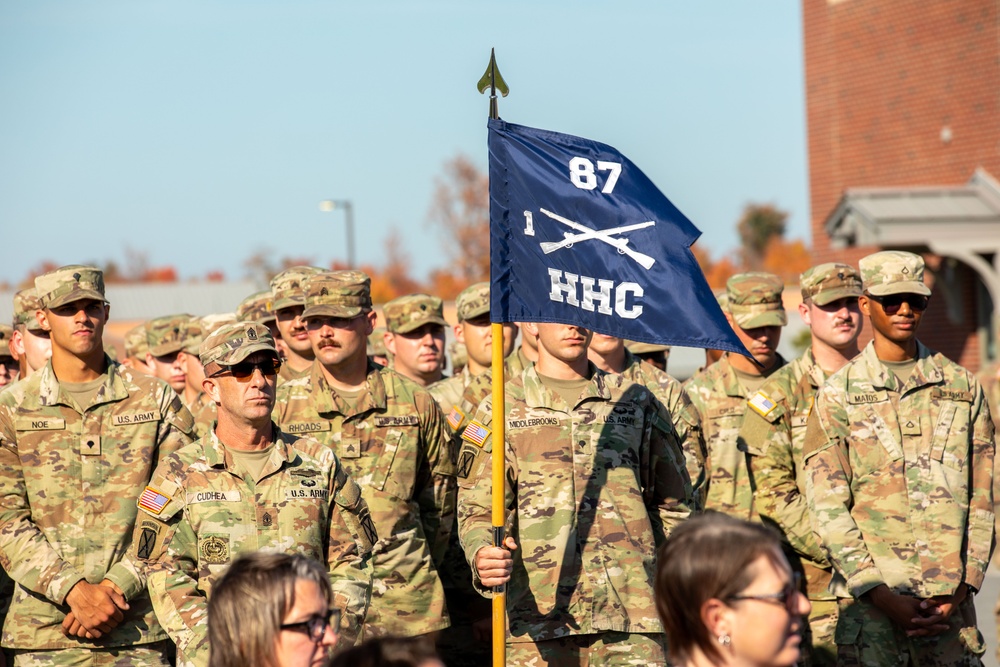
[802,392,883,598]
[0,404,87,605]
[643,401,694,546]
[416,394,456,568]
[328,455,375,645]
[133,470,206,657]
[743,403,829,566]
[664,386,706,511]
[456,398,516,598]
[157,390,197,460]
[964,384,996,591]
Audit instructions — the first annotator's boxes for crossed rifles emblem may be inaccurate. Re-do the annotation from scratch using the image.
[537,208,657,270]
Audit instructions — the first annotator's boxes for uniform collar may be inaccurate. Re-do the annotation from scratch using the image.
[858,340,942,391]
[521,362,610,410]
[37,355,128,410]
[204,424,294,471]
[310,359,387,417]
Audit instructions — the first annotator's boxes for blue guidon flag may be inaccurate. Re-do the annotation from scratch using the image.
[489,118,750,356]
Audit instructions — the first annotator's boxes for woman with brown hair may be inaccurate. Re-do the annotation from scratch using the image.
[208,552,340,667]
[656,513,811,667]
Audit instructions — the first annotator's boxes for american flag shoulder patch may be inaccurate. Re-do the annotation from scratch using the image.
[446,406,465,431]
[462,420,491,448]
[138,487,171,515]
[748,391,777,418]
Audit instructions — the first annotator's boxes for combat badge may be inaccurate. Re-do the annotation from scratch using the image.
[200,536,230,565]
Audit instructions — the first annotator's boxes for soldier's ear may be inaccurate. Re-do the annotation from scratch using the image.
[35,309,50,332]
[798,301,812,326]
[454,323,465,344]
[859,294,872,317]
[364,310,376,335]
[384,331,396,356]
[202,374,221,405]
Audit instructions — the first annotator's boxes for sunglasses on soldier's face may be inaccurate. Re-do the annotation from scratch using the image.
[209,357,281,380]
[866,293,929,315]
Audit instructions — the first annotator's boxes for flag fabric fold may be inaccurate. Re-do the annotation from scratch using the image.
[488,118,751,357]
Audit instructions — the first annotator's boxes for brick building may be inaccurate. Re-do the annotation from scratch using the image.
[803,0,1000,369]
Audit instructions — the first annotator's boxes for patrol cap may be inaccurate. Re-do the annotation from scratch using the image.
[726,272,787,329]
[12,288,44,332]
[716,292,729,314]
[201,312,239,335]
[182,316,205,356]
[456,282,490,322]
[859,251,932,297]
[367,327,387,357]
[302,270,373,320]
[147,314,193,357]
[384,293,447,334]
[124,323,149,359]
[236,290,276,324]
[625,340,671,356]
[0,325,12,359]
[800,263,863,306]
[199,321,277,367]
[270,266,323,312]
[35,265,107,310]
[449,341,467,370]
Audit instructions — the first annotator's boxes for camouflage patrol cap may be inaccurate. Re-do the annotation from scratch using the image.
[35,265,107,309]
[201,312,239,335]
[147,314,193,357]
[726,272,787,328]
[200,321,277,367]
[456,282,490,322]
[859,251,932,297]
[182,316,205,356]
[384,293,447,334]
[367,327,387,357]
[625,340,671,356]
[302,270,373,319]
[270,266,324,312]
[236,290,276,324]
[12,288,44,332]
[716,292,729,314]
[449,341,467,370]
[800,263,863,306]
[124,323,149,359]
[0,325,12,359]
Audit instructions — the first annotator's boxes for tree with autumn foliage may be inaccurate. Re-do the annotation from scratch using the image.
[426,154,490,286]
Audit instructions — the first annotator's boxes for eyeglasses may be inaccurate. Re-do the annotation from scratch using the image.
[280,608,341,642]
[209,357,281,380]
[866,293,929,315]
[727,573,801,613]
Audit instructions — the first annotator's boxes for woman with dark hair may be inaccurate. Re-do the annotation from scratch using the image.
[208,552,339,667]
[656,513,811,667]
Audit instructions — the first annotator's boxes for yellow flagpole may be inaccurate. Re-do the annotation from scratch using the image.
[477,47,510,667]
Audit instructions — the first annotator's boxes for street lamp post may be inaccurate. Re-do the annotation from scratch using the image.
[319,199,355,268]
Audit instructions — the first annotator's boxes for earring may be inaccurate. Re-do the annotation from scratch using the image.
[717,634,731,647]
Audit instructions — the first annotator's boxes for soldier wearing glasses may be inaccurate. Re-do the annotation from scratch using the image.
[803,251,995,666]
[130,322,376,667]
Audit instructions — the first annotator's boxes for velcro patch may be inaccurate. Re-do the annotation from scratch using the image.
[933,388,973,402]
[114,411,157,426]
[136,525,159,560]
[462,420,491,448]
[187,490,241,504]
[457,448,477,479]
[374,415,419,427]
[138,487,171,515]
[15,418,66,431]
[748,391,776,418]
[446,406,465,431]
[285,422,332,434]
[848,391,888,404]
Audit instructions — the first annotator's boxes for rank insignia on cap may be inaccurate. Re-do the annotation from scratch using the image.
[748,391,776,418]
[446,406,465,431]
[247,328,258,341]
[462,420,491,448]
[138,487,171,515]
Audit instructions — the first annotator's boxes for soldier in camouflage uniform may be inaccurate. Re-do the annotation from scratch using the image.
[429,283,516,418]
[367,327,388,367]
[0,328,15,391]
[459,321,694,666]
[740,263,863,666]
[175,317,211,439]
[131,322,376,667]
[145,314,192,398]
[803,251,995,666]
[684,273,787,518]
[236,289,280,346]
[448,341,467,375]
[273,271,455,640]
[383,294,448,388]
[7,289,51,385]
[624,340,670,373]
[588,333,705,508]
[271,266,323,385]
[977,351,1000,661]
[428,283,515,667]
[0,265,196,665]
[121,323,152,376]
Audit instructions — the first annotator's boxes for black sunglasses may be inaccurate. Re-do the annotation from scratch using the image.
[866,293,929,315]
[280,608,341,642]
[209,357,281,380]
[727,573,802,613]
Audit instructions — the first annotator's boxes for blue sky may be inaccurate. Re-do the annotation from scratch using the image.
[0,1,808,286]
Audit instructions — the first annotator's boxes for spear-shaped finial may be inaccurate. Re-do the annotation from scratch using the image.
[477,48,509,121]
